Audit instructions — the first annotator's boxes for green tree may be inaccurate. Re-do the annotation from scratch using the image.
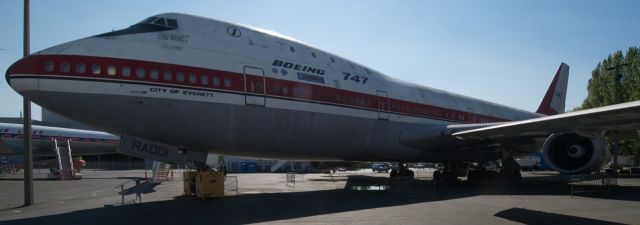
[581,47,640,164]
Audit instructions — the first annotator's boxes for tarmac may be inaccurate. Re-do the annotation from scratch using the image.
[1,168,639,225]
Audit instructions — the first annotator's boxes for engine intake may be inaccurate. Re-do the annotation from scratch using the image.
[542,133,610,174]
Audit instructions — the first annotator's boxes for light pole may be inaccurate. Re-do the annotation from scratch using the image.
[605,62,630,176]
[22,0,33,206]
[605,63,629,104]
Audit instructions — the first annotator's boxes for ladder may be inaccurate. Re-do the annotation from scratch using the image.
[151,161,172,183]
[270,160,289,172]
[53,139,76,180]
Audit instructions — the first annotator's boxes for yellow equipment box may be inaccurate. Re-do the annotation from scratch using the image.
[184,171,225,198]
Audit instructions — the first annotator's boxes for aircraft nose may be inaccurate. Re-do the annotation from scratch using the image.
[5,55,40,101]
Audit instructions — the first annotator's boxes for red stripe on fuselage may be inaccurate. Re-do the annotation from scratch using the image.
[8,55,508,123]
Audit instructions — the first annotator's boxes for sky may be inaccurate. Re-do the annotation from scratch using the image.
[0,0,639,120]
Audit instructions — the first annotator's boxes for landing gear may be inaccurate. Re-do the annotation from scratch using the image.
[500,155,522,184]
[390,162,414,178]
[433,163,462,182]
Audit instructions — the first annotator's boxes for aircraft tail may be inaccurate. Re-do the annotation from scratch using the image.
[536,63,569,115]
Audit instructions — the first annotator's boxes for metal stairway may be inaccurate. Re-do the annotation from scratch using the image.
[151,161,172,183]
[270,160,289,172]
[53,139,75,180]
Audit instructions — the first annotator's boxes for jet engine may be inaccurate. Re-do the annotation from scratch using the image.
[542,133,611,174]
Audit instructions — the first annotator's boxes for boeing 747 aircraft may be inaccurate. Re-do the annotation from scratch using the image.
[6,13,640,180]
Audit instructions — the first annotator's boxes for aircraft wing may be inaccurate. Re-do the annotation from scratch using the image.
[453,100,640,141]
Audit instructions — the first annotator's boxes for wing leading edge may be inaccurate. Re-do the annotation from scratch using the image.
[453,100,640,141]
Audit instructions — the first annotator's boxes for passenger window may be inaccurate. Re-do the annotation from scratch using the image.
[189,74,197,84]
[311,52,316,58]
[176,72,185,82]
[289,46,295,53]
[212,77,220,86]
[201,75,209,85]
[150,70,159,80]
[92,64,101,75]
[107,65,116,76]
[122,67,131,77]
[60,62,70,73]
[76,63,86,74]
[44,61,54,72]
[136,68,145,78]
[223,78,231,88]
[163,71,172,81]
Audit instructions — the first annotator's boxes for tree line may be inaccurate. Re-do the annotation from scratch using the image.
[580,46,640,163]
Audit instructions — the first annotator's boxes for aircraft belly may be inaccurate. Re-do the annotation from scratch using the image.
[33,80,496,162]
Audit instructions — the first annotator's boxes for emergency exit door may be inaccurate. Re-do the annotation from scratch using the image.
[244,66,265,106]
[377,90,389,120]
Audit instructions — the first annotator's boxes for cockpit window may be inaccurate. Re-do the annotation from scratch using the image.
[94,16,179,37]
[167,19,178,29]
[152,18,167,26]
[142,17,157,24]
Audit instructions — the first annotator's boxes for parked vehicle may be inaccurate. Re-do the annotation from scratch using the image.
[372,163,391,173]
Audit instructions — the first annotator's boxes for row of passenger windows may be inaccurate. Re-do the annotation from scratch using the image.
[44,61,233,88]
[268,84,373,108]
[43,61,497,122]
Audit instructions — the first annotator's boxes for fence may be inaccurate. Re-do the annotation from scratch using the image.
[85,161,148,170]
[0,163,17,176]
[286,172,296,188]
[113,179,143,206]
[225,176,239,196]
[570,174,616,196]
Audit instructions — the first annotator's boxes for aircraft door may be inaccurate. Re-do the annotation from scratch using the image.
[377,90,389,120]
[243,66,265,106]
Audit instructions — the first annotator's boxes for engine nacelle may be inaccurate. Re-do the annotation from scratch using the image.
[542,133,611,174]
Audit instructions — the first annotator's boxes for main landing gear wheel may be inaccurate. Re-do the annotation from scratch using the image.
[390,162,414,178]
[501,155,522,184]
[433,163,460,182]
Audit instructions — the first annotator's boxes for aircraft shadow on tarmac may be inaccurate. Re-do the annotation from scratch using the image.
[494,208,626,225]
[2,174,639,225]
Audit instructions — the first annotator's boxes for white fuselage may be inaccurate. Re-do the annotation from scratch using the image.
[6,13,540,162]
[0,123,119,156]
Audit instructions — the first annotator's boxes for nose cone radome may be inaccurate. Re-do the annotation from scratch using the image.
[5,56,40,101]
